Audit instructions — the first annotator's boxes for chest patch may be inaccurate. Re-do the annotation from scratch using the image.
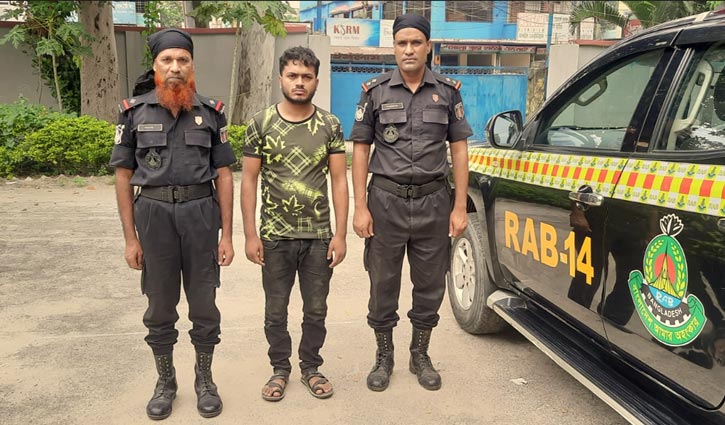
[381,102,404,111]
[145,149,162,169]
[138,124,163,132]
[383,124,399,143]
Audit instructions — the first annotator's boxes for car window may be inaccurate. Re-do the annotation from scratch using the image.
[657,42,725,151]
[536,50,663,150]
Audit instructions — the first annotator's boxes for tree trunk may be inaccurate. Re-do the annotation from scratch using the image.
[50,52,63,111]
[47,24,63,111]
[230,22,275,125]
[79,1,120,122]
[191,0,210,28]
[227,26,242,117]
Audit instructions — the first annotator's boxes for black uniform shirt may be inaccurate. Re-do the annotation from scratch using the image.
[109,91,236,187]
[350,67,473,185]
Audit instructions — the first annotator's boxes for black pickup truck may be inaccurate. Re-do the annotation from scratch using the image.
[447,9,725,425]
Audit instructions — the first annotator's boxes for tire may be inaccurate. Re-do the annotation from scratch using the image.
[447,212,508,334]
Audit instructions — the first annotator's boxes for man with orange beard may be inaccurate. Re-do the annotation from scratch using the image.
[110,28,235,420]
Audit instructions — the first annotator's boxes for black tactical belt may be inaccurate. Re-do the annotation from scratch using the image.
[139,183,212,203]
[371,175,445,199]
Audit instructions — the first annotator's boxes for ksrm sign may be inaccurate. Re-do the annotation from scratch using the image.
[327,18,394,47]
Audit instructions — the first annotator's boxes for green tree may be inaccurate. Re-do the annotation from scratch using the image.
[569,1,719,35]
[140,1,164,68]
[0,1,90,113]
[189,1,291,123]
[159,1,185,27]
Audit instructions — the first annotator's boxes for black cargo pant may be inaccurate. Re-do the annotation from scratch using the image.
[365,184,451,332]
[134,195,222,355]
[261,239,333,373]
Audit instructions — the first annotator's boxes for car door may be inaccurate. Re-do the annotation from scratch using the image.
[601,36,725,409]
[489,37,675,342]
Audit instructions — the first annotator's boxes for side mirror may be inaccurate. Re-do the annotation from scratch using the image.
[486,110,523,148]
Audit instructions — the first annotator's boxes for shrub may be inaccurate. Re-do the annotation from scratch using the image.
[0,96,73,149]
[227,124,246,169]
[0,145,12,178]
[0,97,75,177]
[19,115,114,176]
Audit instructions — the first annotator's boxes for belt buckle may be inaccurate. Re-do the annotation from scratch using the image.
[401,185,413,199]
[171,186,182,202]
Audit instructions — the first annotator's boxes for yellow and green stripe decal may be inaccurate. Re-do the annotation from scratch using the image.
[469,148,725,218]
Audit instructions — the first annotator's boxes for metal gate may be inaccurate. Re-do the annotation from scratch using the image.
[331,64,528,142]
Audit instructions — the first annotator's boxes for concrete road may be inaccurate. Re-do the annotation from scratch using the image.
[0,173,626,425]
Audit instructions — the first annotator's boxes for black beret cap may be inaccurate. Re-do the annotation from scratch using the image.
[148,28,194,60]
[393,13,430,40]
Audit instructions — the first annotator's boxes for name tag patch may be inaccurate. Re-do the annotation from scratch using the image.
[137,124,163,132]
[381,102,404,111]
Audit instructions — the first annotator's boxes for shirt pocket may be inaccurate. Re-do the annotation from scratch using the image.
[136,131,168,170]
[379,109,407,125]
[421,108,449,141]
[184,129,212,165]
[137,131,167,148]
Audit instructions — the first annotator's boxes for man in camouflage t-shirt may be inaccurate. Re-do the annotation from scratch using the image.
[241,47,348,401]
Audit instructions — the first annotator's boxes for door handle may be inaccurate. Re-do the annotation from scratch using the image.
[568,191,604,206]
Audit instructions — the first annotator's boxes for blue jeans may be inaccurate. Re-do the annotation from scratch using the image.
[261,239,333,373]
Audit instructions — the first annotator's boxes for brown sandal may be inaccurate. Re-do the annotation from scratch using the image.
[262,372,289,402]
[300,369,334,399]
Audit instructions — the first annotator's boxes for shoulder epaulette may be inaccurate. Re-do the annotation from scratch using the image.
[361,71,392,93]
[117,97,145,113]
[197,94,225,114]
[435,74,462,90]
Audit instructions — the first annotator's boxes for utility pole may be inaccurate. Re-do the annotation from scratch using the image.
[543,1,554,99]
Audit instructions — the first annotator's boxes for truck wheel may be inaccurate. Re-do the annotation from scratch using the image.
[447,213,508,334]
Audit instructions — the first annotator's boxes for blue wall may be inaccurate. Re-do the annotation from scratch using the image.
[330,66,389,140]
[454,71,528,142]
[430,1,517,40]
[331,67,527,142]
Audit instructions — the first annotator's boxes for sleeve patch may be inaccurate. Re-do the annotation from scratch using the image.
[455,102,465,120]
[355,102,367,121]
[219,126,228,143]
[114,124,125,144]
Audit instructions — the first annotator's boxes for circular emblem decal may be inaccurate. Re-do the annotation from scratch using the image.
[383,124,399,143]
[145,149,162,170]
[628,214,706,347]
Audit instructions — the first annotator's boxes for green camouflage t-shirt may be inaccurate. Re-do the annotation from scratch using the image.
[243,105,345,240]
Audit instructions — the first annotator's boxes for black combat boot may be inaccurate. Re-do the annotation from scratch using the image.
[194,352,223,418]
[366,330,394,391]
[146,353,177,420]
[409,327,441,390]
